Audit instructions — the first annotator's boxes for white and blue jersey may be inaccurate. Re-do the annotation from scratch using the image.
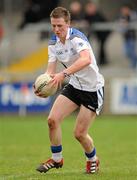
[48,28,104,92]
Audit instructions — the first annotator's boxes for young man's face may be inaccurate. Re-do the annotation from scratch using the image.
[50,17,70,40]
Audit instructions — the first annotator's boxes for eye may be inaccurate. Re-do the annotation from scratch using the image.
[58,25,62,28]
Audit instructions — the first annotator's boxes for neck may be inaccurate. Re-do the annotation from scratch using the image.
[60,37,66,44]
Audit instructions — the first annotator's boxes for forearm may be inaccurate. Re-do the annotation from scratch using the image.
[62,50,91,76]
[63,57,91,76]
[45,62,57,74]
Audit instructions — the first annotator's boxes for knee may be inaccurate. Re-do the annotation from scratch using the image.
[48,116,58,130]
[74,129,85,142]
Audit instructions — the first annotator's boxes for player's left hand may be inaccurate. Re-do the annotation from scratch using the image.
[50,72,65,89]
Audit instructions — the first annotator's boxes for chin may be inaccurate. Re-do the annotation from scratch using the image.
[56,34,61,38]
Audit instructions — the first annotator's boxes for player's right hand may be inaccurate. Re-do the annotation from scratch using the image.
[33,84,47,98]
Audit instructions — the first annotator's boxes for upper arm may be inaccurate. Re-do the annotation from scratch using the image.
[47,45,57,74]
[71,37,90,53]
[79,49,90,60]
[72,37,93,63]
[48,45,56,63]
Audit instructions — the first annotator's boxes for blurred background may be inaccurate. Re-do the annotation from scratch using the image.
[0,0,137,116]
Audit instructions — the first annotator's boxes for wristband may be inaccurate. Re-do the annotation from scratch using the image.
[62,71,69,78]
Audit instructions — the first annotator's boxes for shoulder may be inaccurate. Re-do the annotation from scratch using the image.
[48,34,57,45]
[69,28,89,42]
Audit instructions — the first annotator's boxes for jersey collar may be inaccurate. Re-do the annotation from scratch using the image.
[56,28,72,42]
[66,27,72,39]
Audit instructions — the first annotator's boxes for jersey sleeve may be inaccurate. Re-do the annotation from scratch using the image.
[48,45,57,62]
[71,37,89,53]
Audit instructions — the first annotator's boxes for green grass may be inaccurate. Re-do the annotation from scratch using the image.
[0,115,137,180]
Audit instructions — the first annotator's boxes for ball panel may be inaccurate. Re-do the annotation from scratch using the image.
[41,81,58,97]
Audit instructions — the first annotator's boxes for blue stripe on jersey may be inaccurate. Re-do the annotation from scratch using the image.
[48,28,89,45]
[70,28,89,42]
[48,34,57,45]
[51,145,62,153]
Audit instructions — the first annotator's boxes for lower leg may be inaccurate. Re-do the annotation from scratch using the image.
[75,132,99,173]
[75,133,96,161]
[74,107,97,160]
[99,40,107,65]
[48,118,63,162]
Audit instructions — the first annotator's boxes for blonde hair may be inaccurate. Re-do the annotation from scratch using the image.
[50,7,71,23]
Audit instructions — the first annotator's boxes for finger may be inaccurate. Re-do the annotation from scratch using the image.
[34,90,41,96]
[33,84,36,89]
[38,94,44,98]
[58,82,62,89]
[36,93,43,98]
[50,74,55,78]
[34,89,39,94]
[50,79,57,85]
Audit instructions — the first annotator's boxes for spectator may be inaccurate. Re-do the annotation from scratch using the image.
[69,1,87,31]
[0,17,3,43]
[84,1,111,65]
[70,1,83,22]
[119,4,137,69]
[19,0,59,29]
[0,16,3,66]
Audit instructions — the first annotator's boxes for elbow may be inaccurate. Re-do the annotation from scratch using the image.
[82,59,91,68]
[85,58,91,66]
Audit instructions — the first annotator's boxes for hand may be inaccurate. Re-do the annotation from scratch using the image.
[50,72,65,89]
[33,84,47,98]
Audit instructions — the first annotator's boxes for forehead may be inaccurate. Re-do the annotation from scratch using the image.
[50,17,67,24]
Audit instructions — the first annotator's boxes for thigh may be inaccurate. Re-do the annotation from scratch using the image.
[79,87,104,115]
[61,84,81,106]
[74,105,96,134]
[48,94,78,123]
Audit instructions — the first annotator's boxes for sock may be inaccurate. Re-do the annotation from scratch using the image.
[51,145,63,162]
[85,148,97,161]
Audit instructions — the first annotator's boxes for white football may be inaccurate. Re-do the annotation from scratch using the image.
[34,73,58,97]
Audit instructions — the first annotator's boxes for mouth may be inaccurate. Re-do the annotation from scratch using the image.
[56,33,60,36]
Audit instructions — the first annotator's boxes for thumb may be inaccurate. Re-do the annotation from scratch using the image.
[49,74,55,78]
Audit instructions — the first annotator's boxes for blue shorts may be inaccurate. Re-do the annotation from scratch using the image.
[61,84,104,115]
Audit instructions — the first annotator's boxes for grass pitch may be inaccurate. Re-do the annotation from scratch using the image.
[0,115,137,180]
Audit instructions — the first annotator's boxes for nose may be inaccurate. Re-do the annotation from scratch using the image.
[54,26,59,32]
